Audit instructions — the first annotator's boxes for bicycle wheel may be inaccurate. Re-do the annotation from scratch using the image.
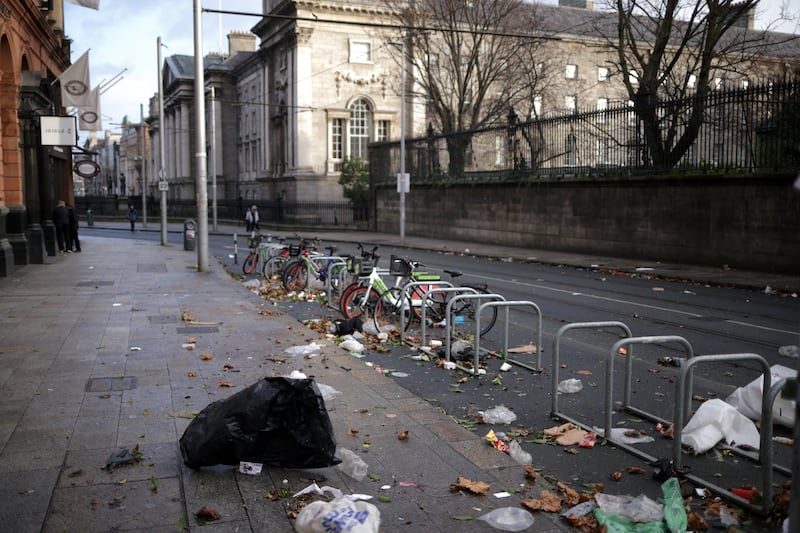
[262,254,289,280]
[451,287,498,337]
[339,282,362,315]
[282,260,308,291]
[372,287,413,333]
[340,286,381,319]
[242,253,258,275]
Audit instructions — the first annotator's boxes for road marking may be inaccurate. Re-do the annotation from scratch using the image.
[725,320,796,335]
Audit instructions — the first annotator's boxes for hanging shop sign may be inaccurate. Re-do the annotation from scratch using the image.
[74,159,101,179]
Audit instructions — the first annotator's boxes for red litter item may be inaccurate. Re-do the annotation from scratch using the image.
[579,432,597,448]
[731,487,758,501]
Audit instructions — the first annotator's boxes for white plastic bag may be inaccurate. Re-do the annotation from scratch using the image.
[482,405,517,424]
[725,364,796,427]
[681,398,760,454]
[595,492,664,523]
[285,342,323,357]
[477,507,535,531]
[557,378,583,393]
[293,484,380,533]
[335,447,368,481]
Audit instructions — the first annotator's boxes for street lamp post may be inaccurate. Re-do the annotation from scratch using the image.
[157,36,168,245]
[390,38,409,243]
[193,0,209,272]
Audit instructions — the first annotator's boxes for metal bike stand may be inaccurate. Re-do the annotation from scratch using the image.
[324,258,349,309]
[417,285,474,347]
[474,300,543,372]
[605,335,695,438]
[303,254,345,293]
[673,353,773,515]
[765,377,792,476]
[445,292,505,376]
[551,321,633,419]
[399,281,455,344]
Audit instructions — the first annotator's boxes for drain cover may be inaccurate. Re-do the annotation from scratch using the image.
[149,315,178,324]
[177,326,220,334]
[76,281,114,287]
[86,376,138,392]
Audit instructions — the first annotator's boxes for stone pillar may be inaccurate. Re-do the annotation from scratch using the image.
[293,27,315,176]
[0,207,14,276]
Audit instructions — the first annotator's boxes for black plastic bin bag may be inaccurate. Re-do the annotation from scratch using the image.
[180,377,340,469]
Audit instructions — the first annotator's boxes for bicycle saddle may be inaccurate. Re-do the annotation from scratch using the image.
[443,270,463,278]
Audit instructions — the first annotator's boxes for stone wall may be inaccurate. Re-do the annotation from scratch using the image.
[374,174,799,274]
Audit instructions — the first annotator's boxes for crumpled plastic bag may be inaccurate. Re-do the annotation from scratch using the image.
[285,342,323,357]
[179,377,340,469]
[681,398,760,454]
[481,405,517,424]
[595,492,664,524]
[294,483,380,533]
[477,507,535,531]
[339,337,365,354]
[725,364,796,427]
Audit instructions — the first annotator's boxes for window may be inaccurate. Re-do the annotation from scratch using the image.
[565,64,578,79]
[376,120,390,142]
[349,99,372,159]
[565,95,577,113]
[350,41,372,63]
[331,118,343,160]
[596,97,608,123]
[598,66,609,81]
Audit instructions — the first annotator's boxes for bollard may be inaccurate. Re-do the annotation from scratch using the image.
[183,219,197,251]
[86,208,94,227]
[233,232,238,264]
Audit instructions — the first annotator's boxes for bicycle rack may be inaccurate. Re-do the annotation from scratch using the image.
[445,292,505,376]
[673,353,774,515]
[476,300,543,372]
[551,321,633,419]
[399,281,455,342]
[324,259,350,309]
[605,335,695,438]
[416,285,475,347]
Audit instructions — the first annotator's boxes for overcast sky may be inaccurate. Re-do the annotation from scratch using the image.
[63,0,798,143]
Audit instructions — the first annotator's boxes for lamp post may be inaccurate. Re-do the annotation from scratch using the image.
[157,36,168,245]
[193,0,209,272]
[390,38,408,243]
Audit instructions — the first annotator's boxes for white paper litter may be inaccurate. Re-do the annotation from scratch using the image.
[725,364,796,427]
[681,398,761,454]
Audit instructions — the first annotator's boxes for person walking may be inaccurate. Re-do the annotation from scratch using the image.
[244,206,253,232]
[250,205,260,233]
[128,205,138,232]
[67,203,81,252]
[51,200,72,254]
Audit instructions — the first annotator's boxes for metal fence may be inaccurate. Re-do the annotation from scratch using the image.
[369,78,800,185]
[74,196,369,229]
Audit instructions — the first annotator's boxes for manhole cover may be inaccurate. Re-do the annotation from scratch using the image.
[177,326,220,334]
[76,281,114,287]
[86,376,138,392]
[149,315,178,324]
[137,264,168,273]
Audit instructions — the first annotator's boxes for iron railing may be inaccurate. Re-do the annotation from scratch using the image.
[370,78,800,185]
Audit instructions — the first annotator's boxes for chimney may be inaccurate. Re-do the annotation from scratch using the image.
[559,0,594,9]
[228,31,257,56]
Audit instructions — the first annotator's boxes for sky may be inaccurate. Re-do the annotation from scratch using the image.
[63,0,799,143]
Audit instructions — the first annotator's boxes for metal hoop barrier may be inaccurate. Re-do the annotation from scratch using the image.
[606,335,695,438]
[325,259,349,309]
[477,300,543,373]
[551,321,633,419]
[415,285,473,347]
[445,292,505,376]
[400,281,455,341]
[674,353,773,515]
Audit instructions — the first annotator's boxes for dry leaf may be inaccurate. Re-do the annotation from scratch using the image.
[566,514,599,532]
[186,337,196,343]
[564,447,578,454]
[520,490,562,512]
[449,476,490,495]
[223,364,234,371]
[626,466,646,475]
[610,471,622,481]
[181,311,196,322]
[200,354,214,361]
[508,343,537,353]
[194,506,221,521]
[556,482,581,506]
[187,371,197,378]
[217,380,235,388]
[347,428,359,436]
[396,430,409,441]
[575,369,593,376]
[524,465,539,481]
[687,512,707,530]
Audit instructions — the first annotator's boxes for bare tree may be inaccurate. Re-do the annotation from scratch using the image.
[383,0,547,176]
[602,0,796,170]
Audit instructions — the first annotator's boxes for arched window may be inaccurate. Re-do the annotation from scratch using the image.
[349,98,371,160]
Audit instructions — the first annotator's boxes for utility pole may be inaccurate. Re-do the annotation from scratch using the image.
[193,0,209,272]
[157,36,168,246]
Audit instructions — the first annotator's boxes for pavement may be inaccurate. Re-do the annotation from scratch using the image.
[0,219,796,533]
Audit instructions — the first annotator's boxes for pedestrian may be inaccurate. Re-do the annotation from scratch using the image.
[51,200,72,254]
[251,205,260,233]
[67,203,81,252]
[244,206,253,232]
[128,205,138,232]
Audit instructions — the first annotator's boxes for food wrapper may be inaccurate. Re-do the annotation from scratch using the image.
[486,429,510,454]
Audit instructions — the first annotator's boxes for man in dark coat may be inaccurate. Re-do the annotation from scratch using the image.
[51,200,72,254]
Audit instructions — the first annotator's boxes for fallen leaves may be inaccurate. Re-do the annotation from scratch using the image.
[449,477,490,495]
[200,354,214,361]
[217,380,236,388]
[521,490,562,512]
[396,430,409,441]
[194,506,221,523]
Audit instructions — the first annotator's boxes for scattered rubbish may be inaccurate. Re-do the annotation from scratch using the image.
[508,343,537,353]
[657,356,684,367]
[429,339,443,349]
[182,343,195,350]
[486,429,510,453]
[129,346,142,352]
[500,362,512,372]
[773,436,794,445]
[336,447,369,481]
[238,461,262,475]
[333,316,363,336]
[543,423,589,446]
[579,433,596,448]
[508,440,532,465]
[180,377,340,469]
[316,383,342,406]
[443,361,456,370]
[521,490,563,512]
[593,427,655,445]
[494,491,512,498]
[242,279,260,289]
[651,458,674,482]
[595,492,664,523]
[662,477,687,533]
[681,398,760,454]
[284,342,323,357]
[561,500,596,519]
[730,486,759,502]
[450,476,490,495]
[294,484,380,533]
[477,507,536,531]
[391,372,409,378]
[339,338,365,354]
[396,430,409,440]
[102,445,142,471]
[725,364,796,427]
[194,506,221,522]
[288,370,308,379]
[557,378,583,394]
[778,345,799,358]
[481,405,517,424]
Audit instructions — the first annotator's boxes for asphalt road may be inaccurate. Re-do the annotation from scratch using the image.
[89,228,797,529]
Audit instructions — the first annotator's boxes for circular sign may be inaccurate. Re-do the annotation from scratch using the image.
[74,159,100,179]
[65,80,88,96]
[80,109,99,125]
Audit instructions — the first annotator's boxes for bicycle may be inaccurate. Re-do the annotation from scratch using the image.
[281,245,349,293]
[261,236,318,280]
[372,256,498,338]
[242,234,285,275]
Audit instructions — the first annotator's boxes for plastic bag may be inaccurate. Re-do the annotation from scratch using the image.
[681,398,760,454]
[661,478,687,533]
[508,440,532,465]
[335,447,368,481]
[482,405,517,424]
[477,507,535,531]
[179,377,340,469]
[285,342,323,357]
[557,378,583,393]
[594,492,663,524]
[294,484,380,533]
[339,338,365,354]
[725,364,796,427]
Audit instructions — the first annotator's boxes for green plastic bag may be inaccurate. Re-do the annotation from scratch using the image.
[661,477,687,533]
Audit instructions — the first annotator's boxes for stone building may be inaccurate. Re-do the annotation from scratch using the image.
[0,0,75,276]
